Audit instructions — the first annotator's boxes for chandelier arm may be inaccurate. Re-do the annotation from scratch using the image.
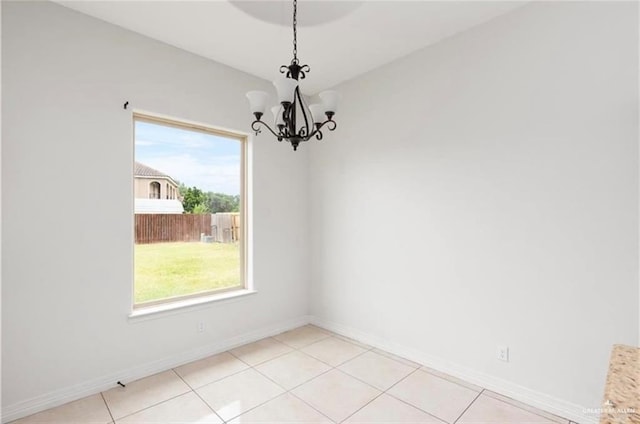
[315,119,337,133]
[295,87,312,138]
[284,102,296,137]
[297,64,310,80]
[280,65,291,78]
[304,119,336,141]
[251,120,283,140]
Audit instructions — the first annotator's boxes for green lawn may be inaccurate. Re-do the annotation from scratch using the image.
[134,242,240,305]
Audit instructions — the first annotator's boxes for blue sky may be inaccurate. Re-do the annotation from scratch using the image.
[135,121,241,195]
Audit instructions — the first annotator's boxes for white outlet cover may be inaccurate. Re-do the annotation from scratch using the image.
[497,345,509,362]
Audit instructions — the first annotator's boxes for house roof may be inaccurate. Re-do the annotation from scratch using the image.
[134,162,180,187]
[135,162,170,178]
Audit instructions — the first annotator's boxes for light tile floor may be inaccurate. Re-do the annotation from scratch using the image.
[11,325,573,424]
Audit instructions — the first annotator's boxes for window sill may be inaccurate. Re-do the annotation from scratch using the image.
[128,289,257,323]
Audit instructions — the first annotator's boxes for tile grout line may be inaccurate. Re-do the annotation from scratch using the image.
[370,348,423,369]
[295,332,422,372]
[106,370,192,422]
[338,366,423,424]
[179,348,257,390]
[287,338,385,391]
[249,329,377,423]
[298,351,352,369]
[379,367,456,423]
[109,331,461,424]
[339,368,428,423]
[203,330,336,423]
[287,390,339,423]
[369,362,420,393]
[211,394,275,423]
[179,329,552,423]
[183,354,279,423]
[337,390,385,424]
[281,333,374,370]
[226,329,442,424]
[220,329,565,423]
[324,344,373,369]
[219,351,334,422]
[25,326,571,424]
[195,332,335,422]
[184,365,251,391]
[275,332,333,350]
[108,390,192,423]
[315,327,557,422]
[238,366,337,424]
[482,390,568,424]
[171,368,226,424]
[226,348,252,366]
[253,357,334,392]
[228,338,295,367]
[100,392,116,424]
[252,335,343,423]
[419,367,484,393]
[332,366,389,392]
[331,335,375,352]
[192,393,227,424]
[452,388,484,424]
[383,391,449,424]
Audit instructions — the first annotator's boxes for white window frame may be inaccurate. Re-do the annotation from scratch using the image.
[131,111,250,316]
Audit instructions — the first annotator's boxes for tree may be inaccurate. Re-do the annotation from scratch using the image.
[192,203,211,214]
[178,184,240,214]
[207,192,239,213]
[180,186,208,213]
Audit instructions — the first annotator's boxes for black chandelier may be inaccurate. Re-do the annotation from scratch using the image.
[246,0,339,151]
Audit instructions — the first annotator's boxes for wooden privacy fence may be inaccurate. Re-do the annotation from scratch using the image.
[135,214,211,244]
[212,213,240,243]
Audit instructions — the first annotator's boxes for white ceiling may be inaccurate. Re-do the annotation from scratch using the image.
[55,1,526,94]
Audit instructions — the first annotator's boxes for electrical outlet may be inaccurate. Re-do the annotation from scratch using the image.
[197,321,205,333]
[497,345,509,362]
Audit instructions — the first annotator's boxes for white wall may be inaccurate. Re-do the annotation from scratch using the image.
[309,0,638,419]
[3,1,639,422]
[1,0,310,418]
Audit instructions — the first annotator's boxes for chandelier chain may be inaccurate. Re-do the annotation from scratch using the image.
[292,0,298,63]
[247,0,337,151]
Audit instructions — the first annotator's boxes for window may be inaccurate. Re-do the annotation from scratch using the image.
[133,112,247,309]
[149,181,161,199]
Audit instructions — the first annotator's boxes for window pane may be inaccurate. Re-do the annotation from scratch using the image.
[133,116,244,306]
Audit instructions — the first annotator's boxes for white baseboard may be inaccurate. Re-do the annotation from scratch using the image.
[310,316,596,424]
[2,315,311,424]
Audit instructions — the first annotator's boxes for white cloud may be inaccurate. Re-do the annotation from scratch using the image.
[135,139,155,146]
[143,154,240,195]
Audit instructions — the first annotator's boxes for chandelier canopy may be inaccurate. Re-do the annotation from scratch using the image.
[246,0,339,151]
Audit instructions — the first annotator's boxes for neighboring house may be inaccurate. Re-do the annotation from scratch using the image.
[134,161,184,214]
